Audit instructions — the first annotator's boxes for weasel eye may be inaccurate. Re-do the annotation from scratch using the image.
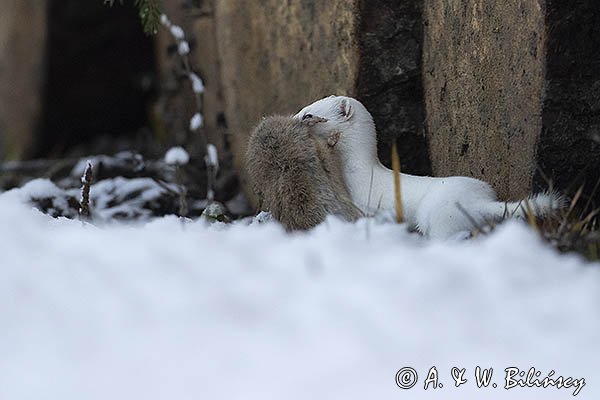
[302,113,313,120]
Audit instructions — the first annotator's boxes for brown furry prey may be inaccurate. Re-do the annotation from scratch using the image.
[245,115,363,231]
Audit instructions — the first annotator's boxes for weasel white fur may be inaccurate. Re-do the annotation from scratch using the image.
[295,95,564,239]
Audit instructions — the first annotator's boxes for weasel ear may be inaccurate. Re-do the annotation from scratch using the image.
[339,98,353,120]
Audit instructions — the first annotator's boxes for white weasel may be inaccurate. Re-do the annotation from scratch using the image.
[295,95,564,239]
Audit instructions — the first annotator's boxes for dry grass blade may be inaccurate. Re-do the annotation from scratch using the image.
[581,176,600,219]
[502,202,510,219]
[523,200,538,231]
[558,185,584,235]
[391,142,403,223]
[572,208,600,233]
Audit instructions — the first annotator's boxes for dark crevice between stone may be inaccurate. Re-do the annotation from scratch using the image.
[36,0,157,159]
[355,0,431,175]
[537,0,600,207]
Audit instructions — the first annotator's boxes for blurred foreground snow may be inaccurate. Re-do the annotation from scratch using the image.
[0,183,598,400]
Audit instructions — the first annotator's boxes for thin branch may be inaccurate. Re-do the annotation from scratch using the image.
[79,161,93,220]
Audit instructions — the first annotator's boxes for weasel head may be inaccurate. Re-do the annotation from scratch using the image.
[294,95,378,165]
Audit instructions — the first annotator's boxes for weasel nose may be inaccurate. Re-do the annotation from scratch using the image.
[302,113,313,120]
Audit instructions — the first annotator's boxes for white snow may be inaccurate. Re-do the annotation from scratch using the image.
[71,151,145,178]
[1,178,75,218]
[206,188,215,202]
[72,155,112,178]
[7,178,177,222]
[189,112,203,131]
[189,72,205,94]
[161,17,189,56]
[164,146,190,166]
[178,40,190,56]
[0,185,598,400]
[170,25,185,40]
[80,160,93,184]
[88,177,175,221]
[205,143,219,170]
[4,177,66,201]
[159,14,170,27]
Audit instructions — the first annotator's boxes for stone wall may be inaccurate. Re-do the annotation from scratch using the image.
[422,0,545,200]
[0,0,47,160]
[422,0,600,204]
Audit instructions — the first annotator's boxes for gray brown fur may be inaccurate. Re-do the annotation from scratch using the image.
[245,115,362,230]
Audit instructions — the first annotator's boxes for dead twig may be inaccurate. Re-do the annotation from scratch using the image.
[79,161,93,220]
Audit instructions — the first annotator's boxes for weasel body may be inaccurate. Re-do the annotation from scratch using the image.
[245,115,362,231]
[295,96,564,239]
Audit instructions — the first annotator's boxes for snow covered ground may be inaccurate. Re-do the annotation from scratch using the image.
[1,181,598,400]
